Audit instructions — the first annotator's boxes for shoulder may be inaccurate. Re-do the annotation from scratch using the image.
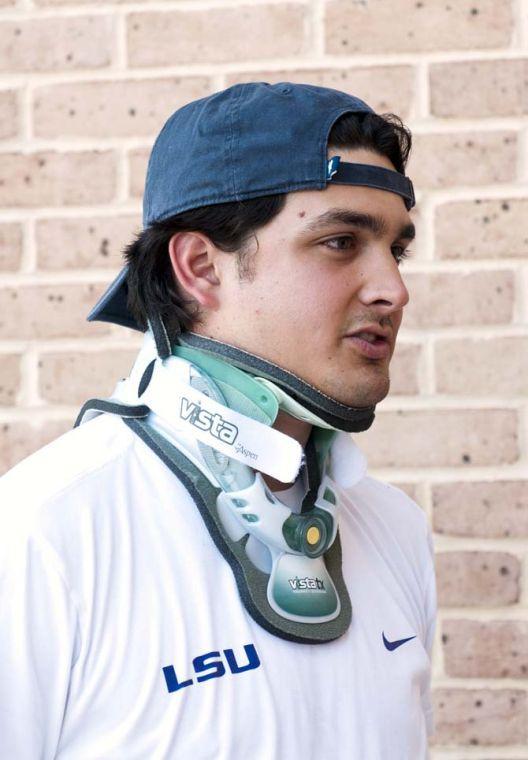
[0,414,197,541]
[351,476,427,527]
[1,415,134,501]
[341,474,433,569]
[0,415,144,545]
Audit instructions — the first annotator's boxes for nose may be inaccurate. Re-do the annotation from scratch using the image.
[357,248,410,316]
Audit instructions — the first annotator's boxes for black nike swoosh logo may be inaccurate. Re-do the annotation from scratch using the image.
[382,632,416,651]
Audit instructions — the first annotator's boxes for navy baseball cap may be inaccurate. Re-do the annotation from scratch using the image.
[89,81,415,330]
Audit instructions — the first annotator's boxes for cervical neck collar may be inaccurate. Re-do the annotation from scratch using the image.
[76,331,368,643]
[176,331,376,433]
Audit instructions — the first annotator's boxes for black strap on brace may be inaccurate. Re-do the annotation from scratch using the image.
[148,312,172,360]
[300,432,321,514]
[74,398,150,428]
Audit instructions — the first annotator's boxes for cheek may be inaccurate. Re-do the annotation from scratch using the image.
[231,248,349,336]
[281,276,345,347]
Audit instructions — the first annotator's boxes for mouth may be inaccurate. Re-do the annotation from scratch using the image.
[344,327,392,360]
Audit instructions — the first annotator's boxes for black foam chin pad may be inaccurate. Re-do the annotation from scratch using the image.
[177,332,376,433]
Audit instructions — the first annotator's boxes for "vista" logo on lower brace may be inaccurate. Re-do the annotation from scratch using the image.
[288,576,326,591]
[180,398,239,444]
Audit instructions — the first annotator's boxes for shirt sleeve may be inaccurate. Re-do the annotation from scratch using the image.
[421,523,437,737]
[0,527,80,759]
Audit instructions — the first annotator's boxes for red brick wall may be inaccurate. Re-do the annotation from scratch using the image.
[0,1,527,755]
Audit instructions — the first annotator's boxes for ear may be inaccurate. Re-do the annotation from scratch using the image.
[168,231,221,311]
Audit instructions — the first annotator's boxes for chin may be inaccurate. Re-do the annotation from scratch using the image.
[325,368,391,408]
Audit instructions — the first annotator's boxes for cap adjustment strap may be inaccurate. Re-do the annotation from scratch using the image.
[327,158,415,210]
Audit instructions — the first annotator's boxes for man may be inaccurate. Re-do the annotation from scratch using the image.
[0,82,436,758]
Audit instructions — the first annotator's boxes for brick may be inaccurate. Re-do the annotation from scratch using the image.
[0,90,17,139]
[442,620,528,678]
[325,0,512,54]
[403,271,514,328]
[34,77,211,139]
[129,148,149,199]
[433,480,528,538]
[431,59,528,118]
[226,66,416,120]
[0,420,71,476]
[435,198,528,260]
[36,215,141,270]
[436,337,528,395]
[356,408,518,468]
[0,17,114,73]
[388,342,421,395]
[0,151,117,208]
[127,6,308,67]
[39,350,137,405]
[0,283,112,339]
[35,0,169,3]
[436,551,520,607]
[0,223,23,271]
[0,354,21,406]
[407,131,516,189]
[431,688,528,746]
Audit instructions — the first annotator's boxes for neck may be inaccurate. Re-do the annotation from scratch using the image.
[260,410,312,492]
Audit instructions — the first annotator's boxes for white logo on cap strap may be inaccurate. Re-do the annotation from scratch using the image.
[326,155,340,179]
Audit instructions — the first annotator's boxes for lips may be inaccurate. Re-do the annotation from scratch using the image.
[345,335,390,360]
[346,325,392,343]
[344,325,392,360]
[352,331,379,344]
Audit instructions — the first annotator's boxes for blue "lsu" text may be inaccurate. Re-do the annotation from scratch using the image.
[162,643,261,694]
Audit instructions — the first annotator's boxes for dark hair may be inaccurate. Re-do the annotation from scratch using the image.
[124,111,412,339]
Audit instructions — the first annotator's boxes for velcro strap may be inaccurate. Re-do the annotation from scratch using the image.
[141,358,305,483]
[74,398,150,428]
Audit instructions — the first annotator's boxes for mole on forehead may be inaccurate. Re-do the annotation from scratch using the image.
[302,207,416,240]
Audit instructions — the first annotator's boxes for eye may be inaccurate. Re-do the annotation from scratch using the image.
[392,245,412,264]
[321,235,357,251]
[321,236,412,263]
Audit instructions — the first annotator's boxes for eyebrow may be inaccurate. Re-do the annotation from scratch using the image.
[301,207,416,241]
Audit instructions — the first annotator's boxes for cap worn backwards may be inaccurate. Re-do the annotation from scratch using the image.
[145,81,378,226]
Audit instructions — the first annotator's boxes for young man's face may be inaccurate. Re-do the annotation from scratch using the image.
[201,148,415,409]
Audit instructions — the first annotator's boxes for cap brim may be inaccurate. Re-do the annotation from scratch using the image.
[87,266,143,331]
